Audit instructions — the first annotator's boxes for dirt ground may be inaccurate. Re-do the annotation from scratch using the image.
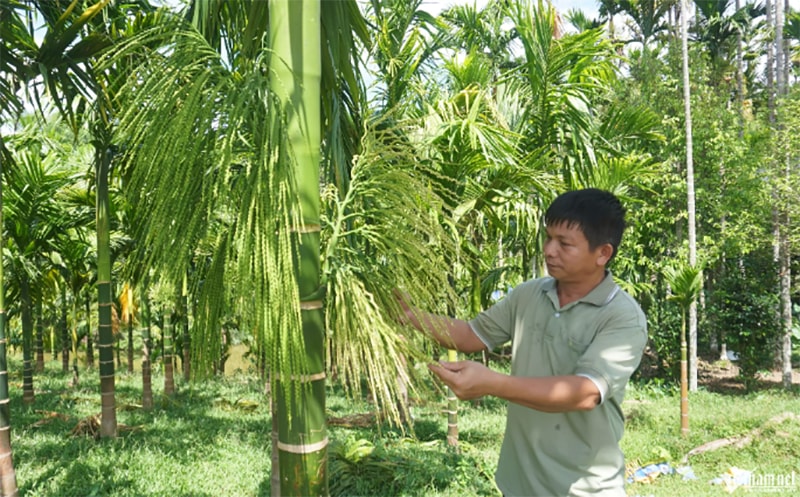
[697,357,800,393]
[635,347,800,393]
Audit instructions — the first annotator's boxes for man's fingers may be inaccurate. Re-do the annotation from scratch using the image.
[428,362,454,381]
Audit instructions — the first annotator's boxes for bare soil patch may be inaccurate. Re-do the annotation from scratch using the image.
[698,357,800,393]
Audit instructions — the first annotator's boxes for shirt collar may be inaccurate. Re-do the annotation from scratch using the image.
[542,271,620,309]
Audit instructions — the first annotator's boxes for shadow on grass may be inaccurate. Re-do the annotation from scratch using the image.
[11,362,501,497]
[11,366,271,496]
[328,435,497,497]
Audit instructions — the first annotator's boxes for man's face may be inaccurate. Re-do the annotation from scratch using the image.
[543,221,610,284]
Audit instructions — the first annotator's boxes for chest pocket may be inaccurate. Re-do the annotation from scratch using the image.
[542,310,599,375]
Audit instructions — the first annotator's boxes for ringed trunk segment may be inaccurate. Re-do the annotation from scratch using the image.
[98,280,117,438]
[275,228,326,496]
[446,348,459,449]
[276,374,327,496]
[97,146,116,438]
[270,0,325,494]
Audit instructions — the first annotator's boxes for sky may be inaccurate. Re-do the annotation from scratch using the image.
[424,0,800,20]
[422,0,594,18]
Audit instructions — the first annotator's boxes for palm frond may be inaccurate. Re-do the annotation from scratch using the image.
[663,262,703,310]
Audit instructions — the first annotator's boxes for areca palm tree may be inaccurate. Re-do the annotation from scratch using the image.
[3,125,76,405]
[498,0,664,281]
[367,0,446,114]
[617,0,676,50]
[57,229,94,385]
[8,0,155,439]
[505,0,617,182]
[692,0,766,82]
[664,261,702,435]
[105,1,457,493]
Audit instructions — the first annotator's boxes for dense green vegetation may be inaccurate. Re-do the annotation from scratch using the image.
[1,0,799,494]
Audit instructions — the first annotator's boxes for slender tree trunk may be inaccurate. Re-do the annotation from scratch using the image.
[141,296,153,410]
[0,150,19,495]
[126,318,133,374]
[96,146,117,438]
[735,0,744,139]
[445,347,459,449]
[115,324,122,370]
[71,290,80,386]
[680,314,689,436]
[681,0,699,392]
[784,0,791,85]
[776,0,793,391]
[767,0,775,117]
[181,274,190,382]
[270,379,280,497]
[61,285,69,373]
[779,208,792,388]
[49,315,56,361]
[271,2,327,494]
[163,311,175,397]
[776,0,785,97]
[85,294,94,368]
[124,284,134,374]
[19,280,35,405]
[35,294,44,373]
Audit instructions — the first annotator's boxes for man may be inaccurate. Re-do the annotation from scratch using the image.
[398,188,647,496]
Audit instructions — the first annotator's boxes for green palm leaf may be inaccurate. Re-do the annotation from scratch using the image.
[663,262,703,310]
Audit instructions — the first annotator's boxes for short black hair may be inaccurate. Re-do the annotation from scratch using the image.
[544,188,626,262]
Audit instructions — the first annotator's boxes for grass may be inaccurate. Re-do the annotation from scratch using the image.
[6,352,800,497]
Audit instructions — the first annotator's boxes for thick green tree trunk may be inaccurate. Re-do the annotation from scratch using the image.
[270,1,327,495]
[96,146,117,438]
[0,151,20,496]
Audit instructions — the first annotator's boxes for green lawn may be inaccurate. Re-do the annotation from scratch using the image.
[7,354,800,496]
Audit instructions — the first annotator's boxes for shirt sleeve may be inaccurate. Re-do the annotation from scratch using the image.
[573,322,648,403]
[468,282,533,350]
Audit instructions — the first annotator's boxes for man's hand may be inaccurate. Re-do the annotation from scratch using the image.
[428,360,498,400]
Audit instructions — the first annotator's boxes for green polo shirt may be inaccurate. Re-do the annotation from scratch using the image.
[469,272,647,497]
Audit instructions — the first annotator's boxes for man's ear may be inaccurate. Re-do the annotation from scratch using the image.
[596,243,613,266]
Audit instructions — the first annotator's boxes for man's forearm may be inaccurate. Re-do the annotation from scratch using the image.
[489,372,601,412]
